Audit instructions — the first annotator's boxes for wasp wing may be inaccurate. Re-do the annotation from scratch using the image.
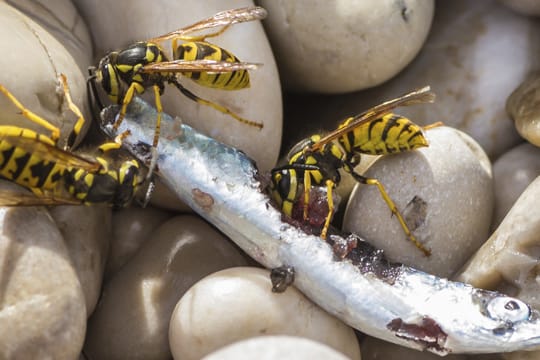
[308,86,435,152]
[0,134,101,172]
[141,59,260,74]
[148,6,267,43]
[0,189,82,206]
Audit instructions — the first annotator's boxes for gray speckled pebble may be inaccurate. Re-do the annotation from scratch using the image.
[0,182,86,359]
[457,175,540,311]
[343,126,493,277]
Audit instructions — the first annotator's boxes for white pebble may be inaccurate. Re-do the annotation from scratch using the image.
[343,126,493,277]
[202,335,352,360]
[169,267,361,360]
[258,0,434,93]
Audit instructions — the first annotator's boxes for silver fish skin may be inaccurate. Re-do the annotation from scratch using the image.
[101,97,540,355]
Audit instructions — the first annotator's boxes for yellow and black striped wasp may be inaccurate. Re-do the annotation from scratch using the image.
[270,87,437,256]
[89,6,266,150]
[0,74,146,208]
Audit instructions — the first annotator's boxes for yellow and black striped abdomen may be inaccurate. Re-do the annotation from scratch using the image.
[339,113,428,155]
[0,128,66,190]
[175,41,250,90]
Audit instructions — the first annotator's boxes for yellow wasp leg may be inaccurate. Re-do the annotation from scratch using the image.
[352,173,431,256]
[152,84,163,148]
[303,172,312,221]
[0,83,60,144]
[171,80,263,129]
[58,74,87,150]
[423,121,444,130]
[320,179,335,240]
[113,82,140,132]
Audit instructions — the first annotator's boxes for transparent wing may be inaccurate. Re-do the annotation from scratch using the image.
[308,86,435,152]
[0,189,81,206]
[141,59,261,74]
[148,6,267,43]
[0,135,101,172]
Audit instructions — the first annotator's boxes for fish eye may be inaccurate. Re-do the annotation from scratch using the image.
[486,296,531,323]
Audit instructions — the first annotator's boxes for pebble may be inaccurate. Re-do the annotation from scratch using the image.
[257,0,434,93]
[169,267,361,360]
[343,126,493,277]
[506,74,540,147]
[49,205,111,316]
[7,0,94,71]
[360,336,467,360]
[104,206,173,280]
[498,0,540,16]
[202,335,352,360]
[491,142,540,229]
[281,0,540,159]
[456,175,540,311]
[0,181,86,359]
[0,1,91,148]
[73,0,282,173]
[84,215,249,360]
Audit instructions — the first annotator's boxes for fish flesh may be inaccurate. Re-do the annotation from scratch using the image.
[100,97,540,355]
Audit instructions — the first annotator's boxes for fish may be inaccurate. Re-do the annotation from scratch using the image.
[100,96,540,355]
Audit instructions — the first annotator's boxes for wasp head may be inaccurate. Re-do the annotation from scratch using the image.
[95,52,122,104]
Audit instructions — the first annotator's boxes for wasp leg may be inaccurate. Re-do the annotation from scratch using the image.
[0,82,61,144]
[170,79,263,129]
[350,171,431,256]
[423,121,444,130]
[57,74,88,150]
[320,179,335,239]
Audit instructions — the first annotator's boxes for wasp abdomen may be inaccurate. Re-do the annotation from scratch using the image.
[176,41,250,90]
[341,114,428,155]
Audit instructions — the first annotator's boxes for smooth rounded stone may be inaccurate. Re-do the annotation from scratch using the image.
[84,215,248,360]
[147,176,193,212]
[507,74,540,147]
[258,0,434,93]
[491,142,540,229]
[169,267,361,360]
[502,350,540,360]
[0,181,86,359]
[0,2,91,148]
[104,206,173,280]
[74,0,282,172]
[202,335,353,360]
[49,205,111,316]
[456,176,540,311]
[282,0,540,159]
[343,126,493,277]
[498,0,540,16]
[6,0,94,71]
[360,336,467,360]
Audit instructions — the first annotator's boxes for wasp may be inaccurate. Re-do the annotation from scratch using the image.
[271,87,438,256]
[0,74,146,208]
[89,6,266,150]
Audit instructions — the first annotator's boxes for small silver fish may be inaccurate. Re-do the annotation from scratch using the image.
[101,97,540,355]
